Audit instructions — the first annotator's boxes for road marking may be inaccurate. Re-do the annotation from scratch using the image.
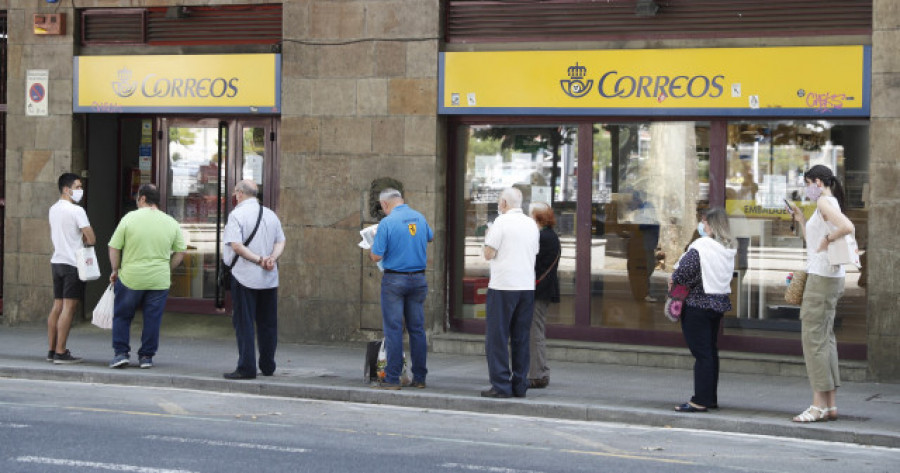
[0,421,29,428]
[0,400,290,427]
[143,435,308,453]
[364,431,696,466]
[15,456,198,473]
[560,449,694,465]
[439,463,544,473]
[156,401,189,416]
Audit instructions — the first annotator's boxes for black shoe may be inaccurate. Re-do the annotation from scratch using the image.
[513,391,527,398]
[261,371,274,377]
[674,402,708,413]
[223,370,256,380]
[480,388,511,398]
[53,350,83,365]
[47,350,55,362]
[403,379,426,389]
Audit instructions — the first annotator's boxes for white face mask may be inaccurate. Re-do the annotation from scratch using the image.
[71,189,84,203]
[697,221,708,238]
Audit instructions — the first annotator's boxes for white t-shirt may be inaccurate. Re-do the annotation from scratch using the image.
[49,199,91,266]
[484,208,540,290]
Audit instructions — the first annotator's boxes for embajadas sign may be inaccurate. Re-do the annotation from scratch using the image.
[74,54,281,114]
[439,46,869,117]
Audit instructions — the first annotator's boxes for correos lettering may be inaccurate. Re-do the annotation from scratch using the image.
[141,74,239,99]
[598,71,724,99]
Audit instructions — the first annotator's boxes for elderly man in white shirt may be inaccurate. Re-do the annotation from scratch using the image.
[222,180,286,380]
[480,187,540,398]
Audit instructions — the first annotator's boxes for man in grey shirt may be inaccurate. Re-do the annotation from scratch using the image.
[222,180,286,380]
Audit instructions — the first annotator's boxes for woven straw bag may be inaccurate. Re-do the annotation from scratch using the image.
[784,270,808,306]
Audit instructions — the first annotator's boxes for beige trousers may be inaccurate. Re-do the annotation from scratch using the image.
[799,274,844,392]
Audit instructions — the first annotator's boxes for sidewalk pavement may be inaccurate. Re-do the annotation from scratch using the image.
[1,316,898,448]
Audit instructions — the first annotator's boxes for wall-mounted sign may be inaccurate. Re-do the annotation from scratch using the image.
[439,46,870,117]
[74,54,281,114]
[26,69,49,117]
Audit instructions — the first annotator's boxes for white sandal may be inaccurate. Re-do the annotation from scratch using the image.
[792,405,827,423]
[826,406,838,421]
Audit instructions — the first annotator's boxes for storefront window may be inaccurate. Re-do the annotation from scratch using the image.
[724,121,869,343]
[459,124,578,325]
[590,122,710,330]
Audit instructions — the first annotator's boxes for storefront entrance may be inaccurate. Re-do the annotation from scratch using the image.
[84,116,279,313]
[161,118,279,310]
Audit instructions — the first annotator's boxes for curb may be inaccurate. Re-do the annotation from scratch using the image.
[2,365,897,449]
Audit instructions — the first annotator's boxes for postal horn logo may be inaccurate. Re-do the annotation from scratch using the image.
[560,62,593,98]
[112,68,138,98]
[408,223,417,236]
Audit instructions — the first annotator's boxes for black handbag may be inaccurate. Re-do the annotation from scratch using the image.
[218,205,264,290]
[363,339,382,382]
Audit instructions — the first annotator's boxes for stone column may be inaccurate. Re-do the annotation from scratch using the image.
[868,0,900,381]
[278,1,443,342]
[3,3,80,324]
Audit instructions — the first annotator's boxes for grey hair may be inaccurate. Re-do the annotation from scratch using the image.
[704,208,734,249]
[500,187,523,209]
[235,180,258,197]
[529,201,549,216]
[379,188,403,202]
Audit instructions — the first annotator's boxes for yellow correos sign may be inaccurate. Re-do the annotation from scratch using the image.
[439,46,869,117]
[74,54,280,114]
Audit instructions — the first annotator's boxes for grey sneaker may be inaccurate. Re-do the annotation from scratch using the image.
[53,350,83,365]
[110,354,130,369]
[139,356,153,369]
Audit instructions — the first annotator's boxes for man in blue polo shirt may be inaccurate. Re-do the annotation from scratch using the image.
[369,188,433,390]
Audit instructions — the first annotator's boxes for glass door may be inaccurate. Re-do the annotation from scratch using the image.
[159,117,278,306]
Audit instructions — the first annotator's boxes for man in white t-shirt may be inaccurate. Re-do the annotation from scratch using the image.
[47,173,95,364]
[481,187,539,398]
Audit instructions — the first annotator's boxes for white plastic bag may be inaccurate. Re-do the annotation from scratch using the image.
[92,283,115,329]
[375,337,410,385]
[77,246,101,281]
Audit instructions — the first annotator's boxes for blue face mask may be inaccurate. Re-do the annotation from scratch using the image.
[697,222,708,237]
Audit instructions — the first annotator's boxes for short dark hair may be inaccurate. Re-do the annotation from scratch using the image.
[138,184,161,206]
[58,173,80,193]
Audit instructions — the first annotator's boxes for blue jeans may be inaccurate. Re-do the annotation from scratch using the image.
[112,279,169,358]
[380,272,428,385]
[680,306,723,407]
[231,279,278,376]
[485,289,534,396]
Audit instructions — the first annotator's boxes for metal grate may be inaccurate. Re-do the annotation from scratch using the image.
[446,0,873,43]
[82,9,145,45]
[80,4,282,46]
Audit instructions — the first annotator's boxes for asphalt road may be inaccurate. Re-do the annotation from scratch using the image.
[0,378,896,473]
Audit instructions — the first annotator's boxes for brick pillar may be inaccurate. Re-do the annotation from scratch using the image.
[278,1,443,342]
[868,0,900,381]
[3,4,80,324]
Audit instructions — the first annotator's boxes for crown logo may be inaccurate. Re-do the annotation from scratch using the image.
[112,67,137,98]
[567,62,587,79]
[560,62,593,98]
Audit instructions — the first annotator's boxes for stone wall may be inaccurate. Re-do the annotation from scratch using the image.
[278,1,444,342]
[3,2,79,324]
[868,0,900,381]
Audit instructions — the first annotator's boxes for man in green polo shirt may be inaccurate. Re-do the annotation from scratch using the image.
[108,184,186,369]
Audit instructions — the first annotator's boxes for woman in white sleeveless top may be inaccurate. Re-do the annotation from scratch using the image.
[788,165,855,423]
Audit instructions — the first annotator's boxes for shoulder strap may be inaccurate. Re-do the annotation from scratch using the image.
[536,250,561,284]
[227,205,264,268]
